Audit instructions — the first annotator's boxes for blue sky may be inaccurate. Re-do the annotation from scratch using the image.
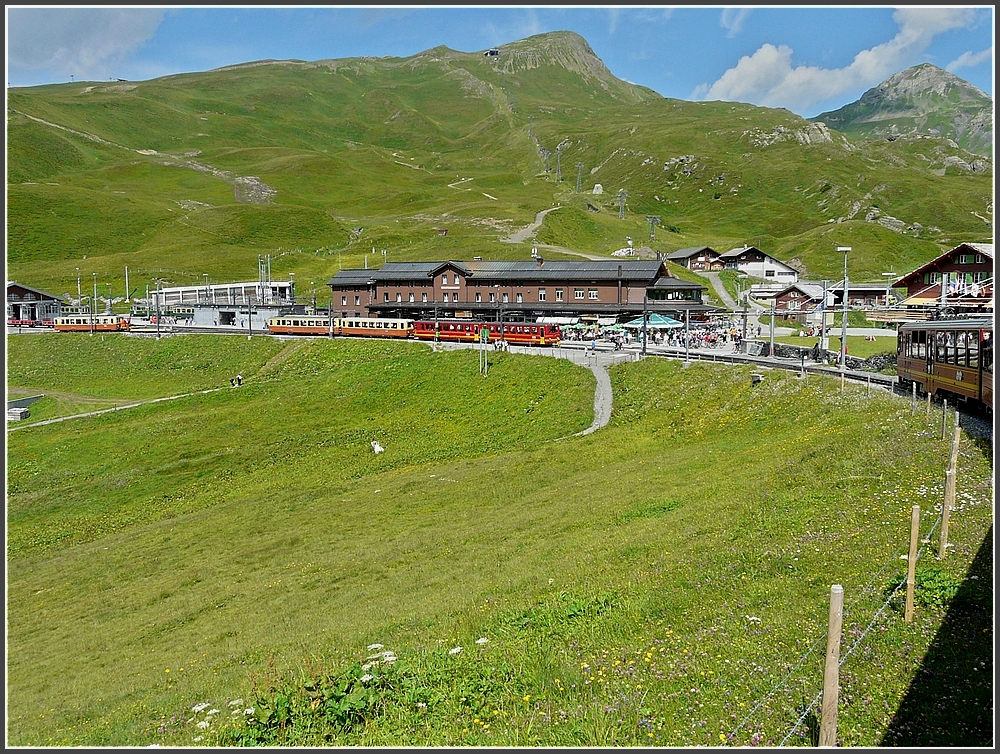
[5,5,994,117]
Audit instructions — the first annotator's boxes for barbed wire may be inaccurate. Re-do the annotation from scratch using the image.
[777,513,944,744]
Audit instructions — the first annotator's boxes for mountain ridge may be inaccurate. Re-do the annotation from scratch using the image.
[5,32,993,299]
[812,63,993,156]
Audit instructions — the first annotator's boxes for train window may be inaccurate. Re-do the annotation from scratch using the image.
[935,332,947,362]
[968,332,979,368]
[982,333,993,374]
[956,331,968,366]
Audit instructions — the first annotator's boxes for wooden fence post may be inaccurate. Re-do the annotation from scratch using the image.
[867,374,871,397]
[905,506,920,622]
[950,411,962,468]
[941,398,948,440]
[939,469,955,560]
[925,391,931,422]
[910,382,916,414]
[819,584,844,747]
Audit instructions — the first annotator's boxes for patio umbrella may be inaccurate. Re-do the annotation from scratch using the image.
[622,313,684,329]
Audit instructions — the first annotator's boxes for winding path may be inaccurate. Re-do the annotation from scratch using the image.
[501,206,562,243]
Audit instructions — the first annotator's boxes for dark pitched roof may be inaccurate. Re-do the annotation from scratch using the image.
[5,281,62,300]
[647,276,706,290]
[331,259,669,285]
[664,246,717,260]
[896,243,994,285]
[464,259,665,282]
[719,245,763,259]
[327,269,376,286]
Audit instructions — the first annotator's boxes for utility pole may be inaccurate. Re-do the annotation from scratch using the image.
[576,162,584,193]
[769,299,775,356]
[819,279,829,354]
[685,308,691,364]
[541,148,551,173]
[91,273,97,336]
[555,144,562,181]
[740,279,748,350]
[837,247,851,375]
[642,292,648,356]
[76,267,81,303]
[647,215,661,241]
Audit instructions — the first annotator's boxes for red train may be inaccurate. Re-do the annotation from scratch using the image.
[897,316,992,413]
[413,320,561,346]
[266,316,561,346]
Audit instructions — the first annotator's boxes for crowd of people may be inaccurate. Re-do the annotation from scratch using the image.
[558,320,760,352]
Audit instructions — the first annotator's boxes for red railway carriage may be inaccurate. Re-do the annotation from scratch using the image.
[413,320,561,346]
[53,315,131,332]
[897,317,992,413]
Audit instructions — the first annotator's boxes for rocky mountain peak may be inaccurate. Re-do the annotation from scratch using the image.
[812,63,993,156]
[859,63,989,105]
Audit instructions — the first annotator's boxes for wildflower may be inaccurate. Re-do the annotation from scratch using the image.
[449,646,463,655]
[207,709,219,716]
[360,674,374,683]
[244,708,255,716]
[191,703,209,713]
[196,721,210,730]
[228,699,243,707]
[367,643,384,651]
[476,637,489,645]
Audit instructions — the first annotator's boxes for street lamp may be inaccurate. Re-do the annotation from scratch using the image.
[155,280,163,339]
[76,267,81,302]
[739,274,749,349]
[91,273,97,336]
[837,247,851,373]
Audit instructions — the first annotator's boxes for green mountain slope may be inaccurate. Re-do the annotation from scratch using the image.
[6,32,993,300]
[812,63,993,157]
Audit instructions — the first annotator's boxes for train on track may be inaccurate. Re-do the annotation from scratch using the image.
[265,316,562,346]
[53,315,132,332]
[896,316,992,413]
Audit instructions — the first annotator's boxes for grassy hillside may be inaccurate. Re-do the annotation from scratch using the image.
[6,32,992,303]
[6,333,993,746]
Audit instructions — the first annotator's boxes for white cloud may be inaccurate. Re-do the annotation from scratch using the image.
[946,47,993,73]
[486,8,541,47]
[608,8,620,35]
[7,8,164,80]
[694,7,981,113]
[720,8,751,38]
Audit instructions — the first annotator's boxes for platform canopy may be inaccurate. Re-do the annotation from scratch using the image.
[622,313,684,330]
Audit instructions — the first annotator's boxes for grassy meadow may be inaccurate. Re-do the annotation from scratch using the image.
[5,331,992,747]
